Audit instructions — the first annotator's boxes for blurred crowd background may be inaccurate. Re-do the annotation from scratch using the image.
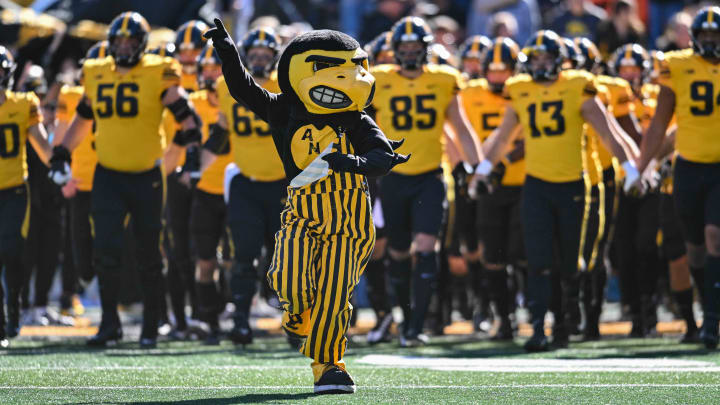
[0,0,707,328]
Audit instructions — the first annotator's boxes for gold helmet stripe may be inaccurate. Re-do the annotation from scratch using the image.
[535,31,544,47]
[119,12,131,36]
[493,39,502,64]
[405,18,412,35]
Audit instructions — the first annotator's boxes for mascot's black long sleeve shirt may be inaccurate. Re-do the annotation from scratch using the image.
[213,43,397,182]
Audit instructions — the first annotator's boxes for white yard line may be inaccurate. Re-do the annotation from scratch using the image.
[0,384,719,390]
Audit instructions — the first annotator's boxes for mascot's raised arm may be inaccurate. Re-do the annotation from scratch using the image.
[204,19,408,395]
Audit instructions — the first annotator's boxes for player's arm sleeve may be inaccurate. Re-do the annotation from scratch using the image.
[214,41,278,122]
[202,123,231,155]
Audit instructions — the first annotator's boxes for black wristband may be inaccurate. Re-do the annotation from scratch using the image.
[50,145,72,165]
[203,124,230,154]
[75,100,93,119]
[167,96,192,122]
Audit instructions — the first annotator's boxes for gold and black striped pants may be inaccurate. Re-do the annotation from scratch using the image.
[268,180,375,367]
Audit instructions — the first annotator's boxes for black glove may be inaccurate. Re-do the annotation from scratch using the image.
[173,127,202,147]
[181,146,201,188]
[487,162,506,192]
[322,152,360,172]
[389,152,410,169]
[203,18,236,52]
[48,145,72,185]
[388,138,405,151]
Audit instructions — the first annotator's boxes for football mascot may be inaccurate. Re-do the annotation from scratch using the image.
[204,19,408,394]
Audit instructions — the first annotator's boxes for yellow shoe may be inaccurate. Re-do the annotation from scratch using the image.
[72,295,85,316]
[312,361,355,394]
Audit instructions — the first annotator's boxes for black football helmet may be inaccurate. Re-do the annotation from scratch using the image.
[240,27,280,78]
[147,42,176,58]
[574,37,602,72]
[459,35,492,78]
[483,37,524,93]
[523,30,567,82]
[108,11,150,67]
[197,44,222,90]
[690,6,720,59]
[562,37,584,69]
[610,43,651,91]
[366,31,393,65]
[175,20,209,52]
[390,16,433,70]
[0,46,15,90]
[86,40,110,60]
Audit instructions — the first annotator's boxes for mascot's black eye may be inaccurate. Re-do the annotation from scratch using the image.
[313,61,336,72]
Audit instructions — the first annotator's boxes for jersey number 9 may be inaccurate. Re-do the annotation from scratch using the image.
[96,83,139,118]
[389,94,437,131]
[689,81,720,116]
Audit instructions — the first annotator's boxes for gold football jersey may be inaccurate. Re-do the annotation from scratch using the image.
[658,48,720,163]
[504,69,598,183]
[191,90,229,195]
[0,90,42,190]
[461,78,525,186]
[216,74,285,182]
[371,63,464,175]
[57,84,97,191]
[82,53,181,172]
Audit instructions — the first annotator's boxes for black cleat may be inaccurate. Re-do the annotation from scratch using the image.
[680,328,700,344]
[314,366,356,395]
[6,307,19,338]
[550,334,569,350]
[204,330,221,346]
[583,325,601,341]
[229,326,253,345]
[87,326,123,347]
[524,333,549,352]
[139,338,157,349]
[700,323,719,350]
[491,321,514,341]
[367,313,393,345]
[628,321,645,338]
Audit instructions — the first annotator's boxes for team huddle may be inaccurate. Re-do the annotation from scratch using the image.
[0,5,719,396]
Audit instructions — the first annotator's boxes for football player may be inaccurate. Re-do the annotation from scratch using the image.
[162,19,209,338]
[0,46,53,346]
[48,11,202,348]
[608,43,663,337]
[458,35,492,80]
[365,31,395,66]
[54,41,106,308]
[575,37,640,340]
[202,27,286,345]
[636,6,720,349]
[177,44,226,345]
[460,37,526,340]
[472,30,640,351]
[175,20,209,92]
[370,16,483,346]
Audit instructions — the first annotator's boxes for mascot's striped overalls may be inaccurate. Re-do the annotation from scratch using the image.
[206,20,408,393]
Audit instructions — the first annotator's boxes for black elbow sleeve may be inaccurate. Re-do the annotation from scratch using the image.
[203,124,230,155]
[76,100,94,119]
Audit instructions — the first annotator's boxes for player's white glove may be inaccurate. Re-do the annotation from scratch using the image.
[48,145,72,186]
[622,160,641,194]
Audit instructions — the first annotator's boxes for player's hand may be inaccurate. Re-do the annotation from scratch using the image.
[48,145,72,186]
[204,18,235,52]
[61,179,78,199]
[622,160,643,195]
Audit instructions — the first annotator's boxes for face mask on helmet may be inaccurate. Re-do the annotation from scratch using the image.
[0,48,15,90]
[394,41,426,70]
[527,51,560,81]
[694,30,720,58]
[288,48,375,115]
[108,12,149,68]
[245,47,276,78]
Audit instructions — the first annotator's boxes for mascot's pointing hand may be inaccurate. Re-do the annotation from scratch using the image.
[204,18,235,51]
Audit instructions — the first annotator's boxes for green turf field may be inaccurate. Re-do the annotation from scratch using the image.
[1,335,719,404]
